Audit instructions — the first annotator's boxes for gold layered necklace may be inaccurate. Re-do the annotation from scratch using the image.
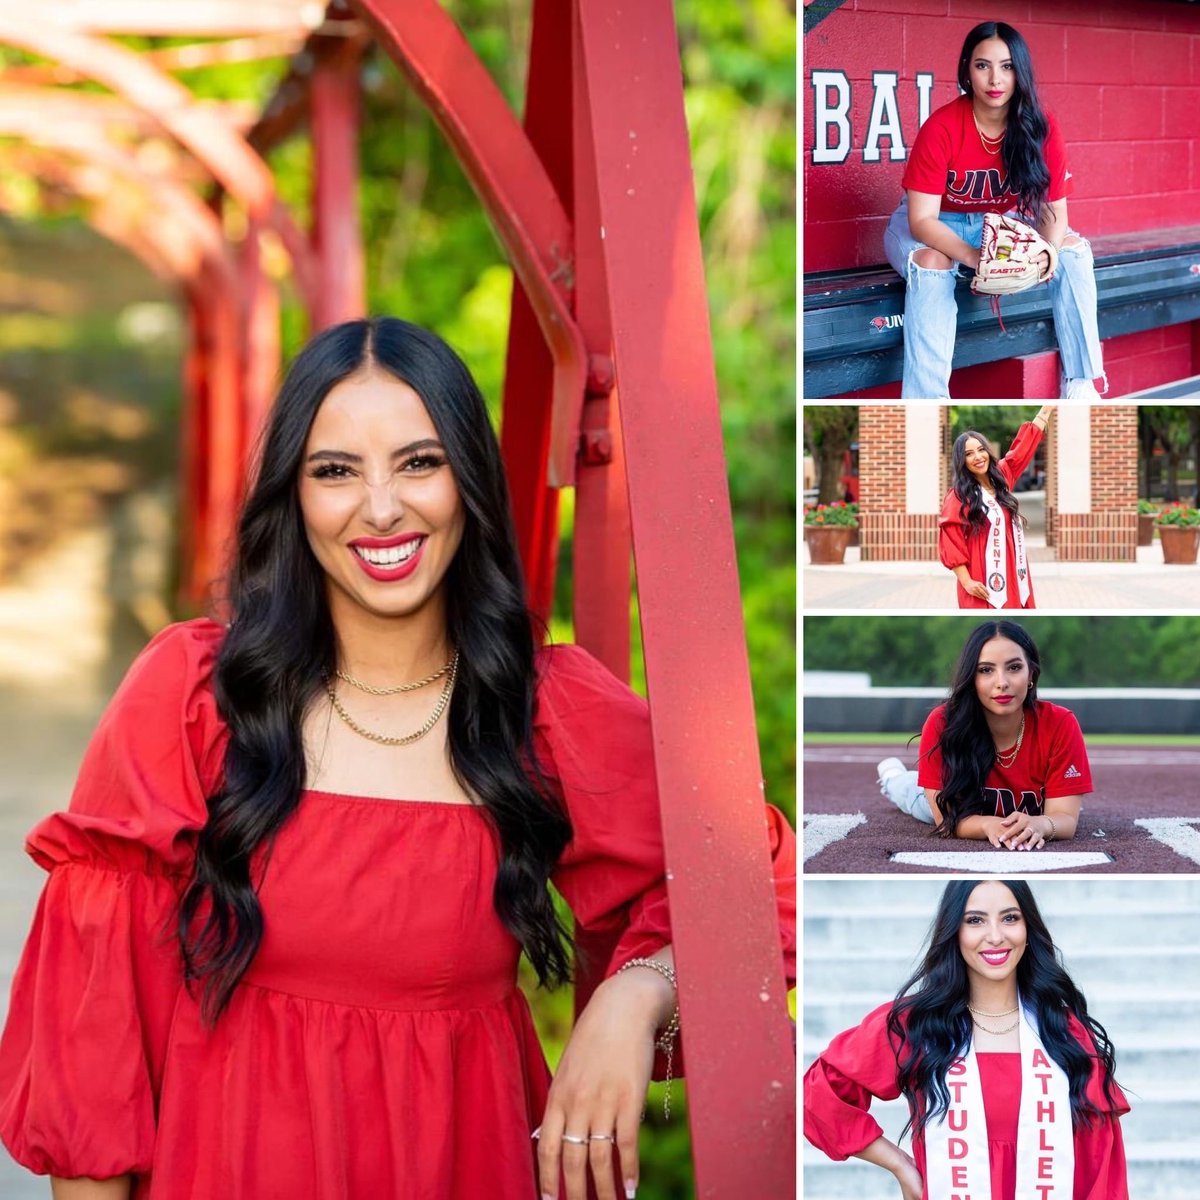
[327,651,459,746]
[336,655,454,695]
[969,1002,1019,1036]
[995,713,1025,768]
[973,110,1006,155]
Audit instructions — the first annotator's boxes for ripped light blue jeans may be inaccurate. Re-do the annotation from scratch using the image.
[883,198,1105,399]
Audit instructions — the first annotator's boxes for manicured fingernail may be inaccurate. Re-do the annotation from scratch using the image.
[625,1182,637,1198]
[530,1125,541,1139]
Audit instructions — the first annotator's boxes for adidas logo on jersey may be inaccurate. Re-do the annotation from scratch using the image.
[1064,764,1082,779]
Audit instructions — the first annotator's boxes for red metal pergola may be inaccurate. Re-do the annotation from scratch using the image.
[0,4,794,1194]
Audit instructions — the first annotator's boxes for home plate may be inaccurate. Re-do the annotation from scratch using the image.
[888,851,1113,873]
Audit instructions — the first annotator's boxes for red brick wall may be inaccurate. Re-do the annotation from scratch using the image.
[804,0,1200,274]
[858,405,939,560]
[1055,405,1139,561]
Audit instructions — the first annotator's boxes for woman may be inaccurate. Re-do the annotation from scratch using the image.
[884,22,1104,400]
[804,879,1130,1200]
[0,318,797,1200]
[878,620,1091,849]
[939,406,1052,610]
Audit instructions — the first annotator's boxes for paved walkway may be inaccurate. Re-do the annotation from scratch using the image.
[804,541,1199,610]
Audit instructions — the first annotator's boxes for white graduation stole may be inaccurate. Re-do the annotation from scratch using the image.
[925,1004,1073,1200]
[982,489,1030,608]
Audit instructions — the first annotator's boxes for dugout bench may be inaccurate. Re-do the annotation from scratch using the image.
[803,225,1200,397]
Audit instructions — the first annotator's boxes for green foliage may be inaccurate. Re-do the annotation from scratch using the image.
[804,501,857,527]
[948,405,1038,447]
[1155,503,1200,527]
[804,616,1200,687]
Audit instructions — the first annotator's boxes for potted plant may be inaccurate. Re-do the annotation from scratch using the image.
[1137,499,1158,547]
[846,501,860,546]
[1154,502,1200,565]
[805,501,859,564]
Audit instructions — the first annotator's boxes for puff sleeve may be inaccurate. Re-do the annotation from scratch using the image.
[534,644,796,984]
[803,1002,904,1161]
[937,491,972,572]
[0,619,226,1179]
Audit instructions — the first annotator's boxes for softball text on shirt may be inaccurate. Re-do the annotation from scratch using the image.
[902,95,1073,213]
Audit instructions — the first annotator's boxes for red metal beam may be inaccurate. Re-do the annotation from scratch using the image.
[569,4,631,680]
[310,42,366,329]
[574,2,795,1195]
[497,0,571,632]
[348,0,587,487]
[31,0,324,36]
[0,13,319,314]
[0,136,241,608]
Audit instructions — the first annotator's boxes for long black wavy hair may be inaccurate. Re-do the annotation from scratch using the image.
[957,22,1052,223]
[925,620,1040,838]
[887,880,1120,1138]
[951,429,1025,534]
[178,317,574,1024]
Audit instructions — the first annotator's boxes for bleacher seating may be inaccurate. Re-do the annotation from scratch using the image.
[804,226,1200,397]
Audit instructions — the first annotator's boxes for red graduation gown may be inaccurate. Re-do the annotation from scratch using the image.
[803,1001,1130,1200]
[939,421,1043,609]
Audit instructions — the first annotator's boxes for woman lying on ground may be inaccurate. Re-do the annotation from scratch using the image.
[877,620,1091,849]
[804,878,1130,1199]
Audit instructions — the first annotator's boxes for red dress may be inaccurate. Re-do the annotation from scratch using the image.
[803,1002,1130,1200]
[0,620,797,1198]
[938,422,1044,609]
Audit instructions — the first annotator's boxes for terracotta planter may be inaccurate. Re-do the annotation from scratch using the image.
[805,525,854,564]
[1156,525,1200,564]
[1137,513,1156,547]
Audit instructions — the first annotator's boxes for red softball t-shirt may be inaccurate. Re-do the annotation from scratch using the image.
[916,700,1093,818]
[902,94,1073,213]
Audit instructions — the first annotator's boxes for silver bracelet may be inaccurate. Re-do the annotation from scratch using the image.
[617,957,681,1120]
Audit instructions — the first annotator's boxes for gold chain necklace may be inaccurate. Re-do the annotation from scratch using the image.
[327,652,458,746]
[335,655,453,696]
[995,713,1025,767]
[972,1014,1019,1035]
[969,1003,1018,1017]
[973,111,1005,154]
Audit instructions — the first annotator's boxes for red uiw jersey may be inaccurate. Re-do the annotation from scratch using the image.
[902,95,1073,213]
[917,700,1093,818]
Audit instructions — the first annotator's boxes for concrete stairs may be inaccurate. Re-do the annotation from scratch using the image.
[802,878,1200,1200]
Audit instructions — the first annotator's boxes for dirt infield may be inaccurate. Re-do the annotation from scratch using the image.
[802,742,1200,873]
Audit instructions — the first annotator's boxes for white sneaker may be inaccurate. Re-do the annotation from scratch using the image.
[876,756,907,795]
[1060,375,1100,399]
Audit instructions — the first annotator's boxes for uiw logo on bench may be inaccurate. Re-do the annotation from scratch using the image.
[870,314,903,332]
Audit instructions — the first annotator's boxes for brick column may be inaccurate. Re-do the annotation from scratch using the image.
[1055,405,1138,562]
[859,405,939,561]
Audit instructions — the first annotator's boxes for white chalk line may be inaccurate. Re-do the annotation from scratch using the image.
[1134,819,1200,867]
[802,813,866,862]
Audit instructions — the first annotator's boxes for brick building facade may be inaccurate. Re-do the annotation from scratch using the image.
[858,405,1138,563]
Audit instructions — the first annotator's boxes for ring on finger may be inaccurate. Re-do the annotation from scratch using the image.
[562,1133,589,1145]
[588,1133,615,1142]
